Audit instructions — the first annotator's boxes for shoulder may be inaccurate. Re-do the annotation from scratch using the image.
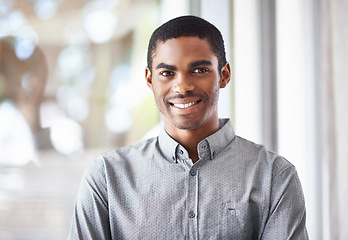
[86,136,159,175]
[232,135,296,178]
[100,136,158,162]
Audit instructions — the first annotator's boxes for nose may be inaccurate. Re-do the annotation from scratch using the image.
[173,74,195,94]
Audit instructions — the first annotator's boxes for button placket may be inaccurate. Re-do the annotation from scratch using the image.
[190,169,197,176]
[186,166,198,239]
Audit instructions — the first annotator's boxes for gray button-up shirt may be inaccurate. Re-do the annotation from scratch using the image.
[68,119,308,239]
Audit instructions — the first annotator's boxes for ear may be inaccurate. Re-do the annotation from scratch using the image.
[219,62,231,89]
[145,67,153,90]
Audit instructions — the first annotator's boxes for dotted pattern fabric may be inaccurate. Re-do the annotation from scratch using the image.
[68,119,308,240]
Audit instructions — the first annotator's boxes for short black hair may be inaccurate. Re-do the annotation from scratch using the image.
[147,15,227,73]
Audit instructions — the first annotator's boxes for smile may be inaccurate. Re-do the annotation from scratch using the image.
[171,101,200,109]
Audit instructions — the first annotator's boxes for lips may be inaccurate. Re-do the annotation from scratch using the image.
[172,101,200,109]
[167,94,203,111]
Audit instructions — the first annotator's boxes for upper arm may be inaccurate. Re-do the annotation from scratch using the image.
[261,166,308,240]
[67,157,111,240]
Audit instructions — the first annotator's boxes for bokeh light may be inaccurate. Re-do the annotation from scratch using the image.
[0,0,14,15]
[83,1,117,44]
[50,118,84,157]
[105,106,132,134]
[57,46,85,80]
[14,37,36,60]
[66,97,89,122]
[21,72,35,94]
[0,101,36,166]
[34,0,58,21]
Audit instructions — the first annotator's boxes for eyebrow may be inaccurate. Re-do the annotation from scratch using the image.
[155,59,213,71]
[156,63,177,71]
[188,60,212,69]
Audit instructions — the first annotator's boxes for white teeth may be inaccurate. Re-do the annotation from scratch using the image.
[173,102,197,109]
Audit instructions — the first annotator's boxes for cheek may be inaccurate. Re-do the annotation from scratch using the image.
[152,81,171,98]
[207,82,221,103]
[151,86,167,107]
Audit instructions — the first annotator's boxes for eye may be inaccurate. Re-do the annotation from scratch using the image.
[160,70,174,77]
[193,67,209,74]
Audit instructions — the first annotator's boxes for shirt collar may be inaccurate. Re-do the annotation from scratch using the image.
[205,118,235,160]
[158,118,235,163]
[158,126,180,163]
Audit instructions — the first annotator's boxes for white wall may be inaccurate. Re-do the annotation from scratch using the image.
[233,0,262,143]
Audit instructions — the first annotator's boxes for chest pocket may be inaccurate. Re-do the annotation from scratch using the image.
[219,201,259,239]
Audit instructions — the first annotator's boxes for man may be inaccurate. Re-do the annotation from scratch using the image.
[0,37,48,134]
[0,37,51,166]
[68,16,308,239]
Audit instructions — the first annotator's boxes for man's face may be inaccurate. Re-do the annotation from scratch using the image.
[146,36,230,133]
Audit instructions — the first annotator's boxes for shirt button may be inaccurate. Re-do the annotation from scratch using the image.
[172,156,176,162]
[190,170,196,176]
[188,211,195,218]
[179,150,184,155]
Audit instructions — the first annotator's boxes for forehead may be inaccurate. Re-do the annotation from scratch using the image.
[152,36,217,66]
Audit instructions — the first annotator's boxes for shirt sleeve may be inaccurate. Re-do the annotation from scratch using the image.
[67,156,111,240]
[261,165,309,240]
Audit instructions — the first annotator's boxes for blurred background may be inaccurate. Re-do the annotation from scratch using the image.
[0,0,347,239]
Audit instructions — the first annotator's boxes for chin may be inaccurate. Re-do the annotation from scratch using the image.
[173,119,203,130]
